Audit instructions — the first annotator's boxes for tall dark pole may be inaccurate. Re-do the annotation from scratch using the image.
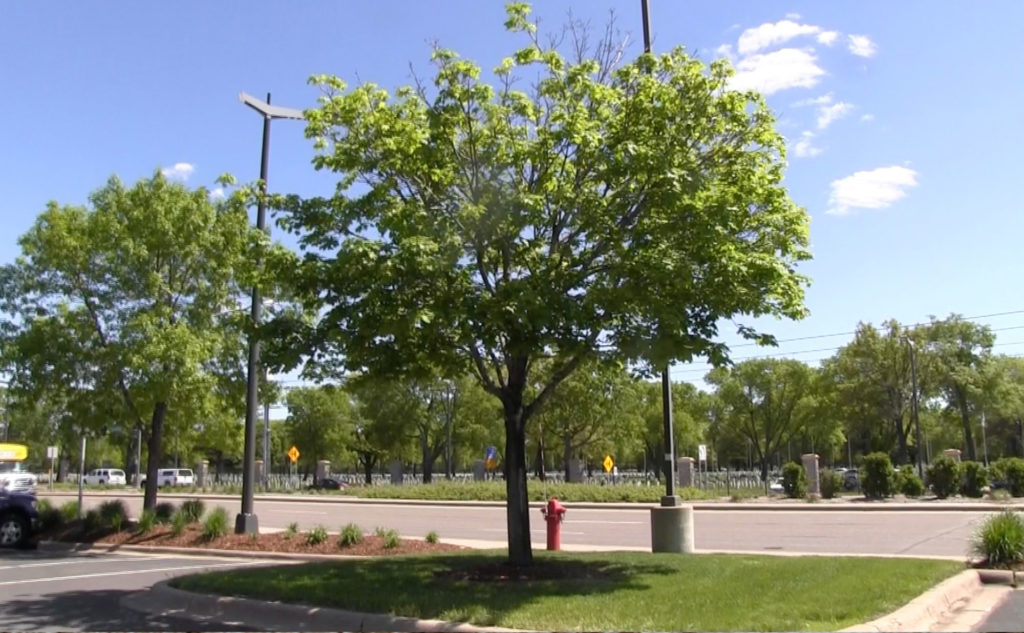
[640,0,678,503]
[905,337,924,479]
[236,92,303,534]
[236,93,273,534]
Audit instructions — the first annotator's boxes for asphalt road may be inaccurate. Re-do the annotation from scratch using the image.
[0,548,275,632]
[975,589,1024,632]
[46,492,996,558]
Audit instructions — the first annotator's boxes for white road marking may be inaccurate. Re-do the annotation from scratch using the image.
[272,510,328,515]
[564,520,645,525]
[0,555,173,570]
[482,528,585,535]
[0,560,269,586]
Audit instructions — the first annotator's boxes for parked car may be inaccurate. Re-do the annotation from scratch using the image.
[0,490,38,548]
[0,460,37,494]
[308,477,347,491]
[84,468,127,486]
[141,468,195,488]
[843,469,861,491]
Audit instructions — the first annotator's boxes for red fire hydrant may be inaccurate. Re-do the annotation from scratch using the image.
[540,497,567,550]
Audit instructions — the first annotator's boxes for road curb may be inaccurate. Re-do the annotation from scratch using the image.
[122,581,525,632]
[36,490,1024,512]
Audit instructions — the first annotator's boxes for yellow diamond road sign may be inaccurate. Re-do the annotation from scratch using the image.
[603,455,614,473]
[287,446,300,463]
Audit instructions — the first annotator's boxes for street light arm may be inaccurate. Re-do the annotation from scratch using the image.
[238,92,304,120]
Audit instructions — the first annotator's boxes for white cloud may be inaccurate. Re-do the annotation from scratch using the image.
[793,93,833,107]
[728,48,826,95]
[817,30,839,46]
[737,20,824,55]
[827,166,918,216]
[161,162,195,181]
[715,43,734,60]
[210,187,226,200]
[785,12,801,20]
[793,131,821,158]
[860,113,875,122]
[848,34,877,57]
[816,101,853,129]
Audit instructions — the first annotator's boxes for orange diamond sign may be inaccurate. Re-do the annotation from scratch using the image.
[603,454,614,473]
[287,446,300,463]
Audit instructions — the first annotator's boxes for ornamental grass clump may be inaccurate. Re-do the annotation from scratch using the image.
[972,510,1024,568]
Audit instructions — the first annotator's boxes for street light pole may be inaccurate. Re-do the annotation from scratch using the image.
[236,91,303,534]
[639,0,678,506]
[902,336,924,479]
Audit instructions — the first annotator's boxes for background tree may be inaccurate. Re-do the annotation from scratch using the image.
[0,173,261,510]
[708,359,815,481]
[278,5,810,564]
[283,385,354,481]
[925,315,995,461]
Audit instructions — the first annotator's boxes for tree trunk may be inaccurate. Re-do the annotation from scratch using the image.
[535,437,546,481]
[502,395,532,567]
[421,436,434,484]
[562,434,572,481]
[960,399,977,461]
[894,417,909,465]
[360,453,374,485]
[142,402,167,511]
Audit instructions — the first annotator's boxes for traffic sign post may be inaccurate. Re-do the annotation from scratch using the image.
[602,455,614,473]
[287,446,300,463]
[46,446,58,491]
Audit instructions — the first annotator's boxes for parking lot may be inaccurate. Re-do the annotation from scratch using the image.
[0,548,270,632]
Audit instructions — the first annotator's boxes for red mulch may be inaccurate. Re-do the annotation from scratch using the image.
[44,523,466,557]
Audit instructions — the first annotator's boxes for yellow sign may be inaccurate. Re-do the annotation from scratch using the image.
[602,455,614,473]
[0,443,28,461]
[287,446,300,463]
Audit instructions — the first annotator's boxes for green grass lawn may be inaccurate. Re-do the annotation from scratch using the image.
[171,551,962,631]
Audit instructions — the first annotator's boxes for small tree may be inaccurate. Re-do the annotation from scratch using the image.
[781,461,808,499]
[960,461,989,498]
[861,452,895,499]
[928,455,961,499]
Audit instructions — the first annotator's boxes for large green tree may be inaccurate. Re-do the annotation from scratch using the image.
[283,385,354,478]
[925,315,995,461]
[708,359,816,481]
[0,173,261,510]
[278,5,810,564]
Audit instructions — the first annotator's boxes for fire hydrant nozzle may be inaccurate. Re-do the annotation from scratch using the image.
[540,497,566,551]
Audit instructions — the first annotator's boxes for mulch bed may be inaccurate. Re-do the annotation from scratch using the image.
[42,523,467,557]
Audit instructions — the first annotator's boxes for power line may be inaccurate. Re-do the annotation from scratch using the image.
[727,309,1024,349]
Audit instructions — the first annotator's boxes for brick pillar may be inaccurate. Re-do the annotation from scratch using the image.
[802,453,820,497]
[677,457,696,488]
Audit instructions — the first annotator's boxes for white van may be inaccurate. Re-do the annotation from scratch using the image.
[84,468,127,486]
[141,468,195,487]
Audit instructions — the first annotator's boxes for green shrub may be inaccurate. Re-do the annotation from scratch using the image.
[380,528,401,549]
[306,525,329,546]
[960,461,989,498]
[201,508,229,541]
[36,499,63,532]
[82,509,101,532]
[895,465,925,497]
[928,455,961,499]
[781,462,808,499]
[339,523,363,547]
[171,509,189,537]
[820,469,843,499]
[990,488,1013,502]
[861,452,895,499]
[283,522,299,540]
[137,509,157,534]
[180,498,205,523]
[98,500,128,529]
[154,502,176,524]
[59,501,80,523]
[425,530,439,544]
[374,526,389,537]
[998,458,1024,497]
[972,510,1024,568]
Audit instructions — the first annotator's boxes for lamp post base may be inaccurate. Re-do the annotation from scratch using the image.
[234,513,259,535]
[650,503,694,553]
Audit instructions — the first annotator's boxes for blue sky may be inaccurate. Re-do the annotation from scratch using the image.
[3,1,1024,395]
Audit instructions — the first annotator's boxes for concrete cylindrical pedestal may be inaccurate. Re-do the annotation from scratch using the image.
[802,453,820,497]
[196,460,209,488]
[677,457,696,488]
[650,501,695,553]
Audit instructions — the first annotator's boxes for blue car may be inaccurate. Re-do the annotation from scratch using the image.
[0,491,39,548]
